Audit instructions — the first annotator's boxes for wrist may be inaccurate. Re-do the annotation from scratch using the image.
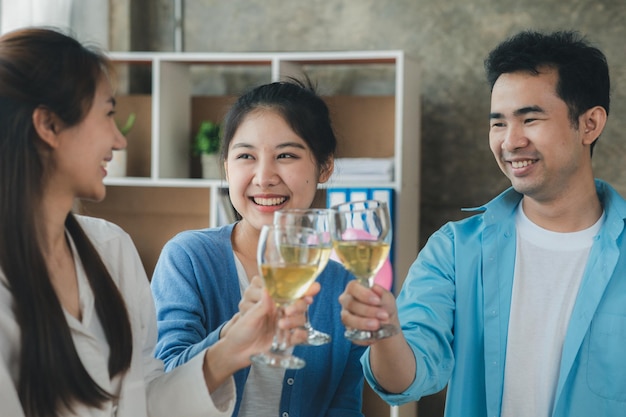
[203,339,246,393]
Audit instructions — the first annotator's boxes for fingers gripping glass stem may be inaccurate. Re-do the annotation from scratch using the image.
[273,209,333,346]
[330,200,398,341]
[250,224,323,369]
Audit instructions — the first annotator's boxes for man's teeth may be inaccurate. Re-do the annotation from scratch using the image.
[511,160,534,168]
[253,197,286,206]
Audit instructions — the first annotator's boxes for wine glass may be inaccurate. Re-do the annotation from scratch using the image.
[250,224,323,369]
[329,199,397,341]
[274,208,333,346]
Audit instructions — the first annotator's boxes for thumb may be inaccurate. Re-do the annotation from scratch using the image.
[248,288,273,317]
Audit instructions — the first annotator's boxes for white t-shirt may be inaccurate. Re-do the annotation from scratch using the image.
[0,215,235,417]
[501,205,604,417]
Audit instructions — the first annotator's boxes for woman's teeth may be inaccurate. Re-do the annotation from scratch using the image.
[253,197,287,206]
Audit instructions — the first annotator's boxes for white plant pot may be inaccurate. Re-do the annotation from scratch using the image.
[201,153,222,179]
[108,149,127,177]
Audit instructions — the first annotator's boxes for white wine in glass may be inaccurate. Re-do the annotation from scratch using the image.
[330,199,398,341]
[250,224,323,369]
[274,208,333,346]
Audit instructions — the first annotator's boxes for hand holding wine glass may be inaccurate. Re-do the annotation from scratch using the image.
[330,199,398,341]
[250,224,323,369]
[274,208,333,346]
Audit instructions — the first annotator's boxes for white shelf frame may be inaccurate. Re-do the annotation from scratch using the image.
[106,50,420,417]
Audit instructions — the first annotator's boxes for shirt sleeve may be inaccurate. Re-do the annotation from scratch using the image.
[362,226,456,405]
[145,351,236,417]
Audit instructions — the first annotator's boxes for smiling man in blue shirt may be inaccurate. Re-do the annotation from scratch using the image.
[339,30,626,417]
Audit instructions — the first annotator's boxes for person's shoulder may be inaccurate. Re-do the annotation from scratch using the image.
[74,214,129,242]
[443,187,520,237]
[167,223,234,248]
[597,179,626,215]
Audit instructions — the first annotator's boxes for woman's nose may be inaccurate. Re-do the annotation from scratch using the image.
[254,160,279,187]
[114,126,127,150]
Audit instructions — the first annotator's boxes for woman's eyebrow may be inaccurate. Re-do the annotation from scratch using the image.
[276,142,306,150]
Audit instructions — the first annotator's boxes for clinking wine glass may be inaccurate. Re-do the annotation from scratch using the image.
[274,208,333,346]
[329,199,398,341]
[250,224,323,369]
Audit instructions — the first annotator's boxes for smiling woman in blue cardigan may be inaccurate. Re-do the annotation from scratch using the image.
[151,79,366,417]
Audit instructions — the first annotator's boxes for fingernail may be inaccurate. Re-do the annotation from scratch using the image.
[376,311,389,320]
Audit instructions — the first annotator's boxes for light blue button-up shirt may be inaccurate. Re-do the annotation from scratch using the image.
[363,179,626,417]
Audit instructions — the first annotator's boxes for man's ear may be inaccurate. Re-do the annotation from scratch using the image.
[32,106,61,148]
[581,105,607,146]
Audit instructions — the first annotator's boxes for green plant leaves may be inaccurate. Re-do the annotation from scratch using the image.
[192,120,221,155]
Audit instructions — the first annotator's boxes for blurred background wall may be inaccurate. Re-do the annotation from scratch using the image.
[108,0,626,250]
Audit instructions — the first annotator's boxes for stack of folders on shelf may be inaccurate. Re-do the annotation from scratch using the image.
[326,188,395,242]
[330,157,395,183]
[326,187,394,217]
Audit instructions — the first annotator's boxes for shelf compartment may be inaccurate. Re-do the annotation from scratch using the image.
[80,186,211,277]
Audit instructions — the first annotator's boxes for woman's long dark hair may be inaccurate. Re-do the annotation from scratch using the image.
[0,27,132,416]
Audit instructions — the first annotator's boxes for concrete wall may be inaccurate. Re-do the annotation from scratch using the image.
[115,0,626,250]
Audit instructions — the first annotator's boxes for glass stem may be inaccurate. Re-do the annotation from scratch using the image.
[271,306,289,353]
[303,305,312,330]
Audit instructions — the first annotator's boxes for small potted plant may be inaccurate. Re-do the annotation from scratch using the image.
[192,120,221,179]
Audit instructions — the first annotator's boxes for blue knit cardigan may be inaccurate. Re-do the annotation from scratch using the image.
[151,223,366,417]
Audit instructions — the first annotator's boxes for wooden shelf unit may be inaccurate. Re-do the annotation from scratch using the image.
[82,50,420,417]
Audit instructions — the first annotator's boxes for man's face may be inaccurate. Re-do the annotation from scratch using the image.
[488,68,591,204]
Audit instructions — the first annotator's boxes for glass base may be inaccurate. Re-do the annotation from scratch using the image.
[250,351,306,369]
[345,323,399,342]
[303,328,332,346]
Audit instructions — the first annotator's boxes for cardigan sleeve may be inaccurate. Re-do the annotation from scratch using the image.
[151,228,242,371]
[151,237,224,370]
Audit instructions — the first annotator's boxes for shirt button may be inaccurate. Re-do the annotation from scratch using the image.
[287,378,294,385]
[282,413,289,417]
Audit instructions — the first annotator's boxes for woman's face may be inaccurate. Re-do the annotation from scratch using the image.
[49,76,126,203]
[225,109,332,233]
